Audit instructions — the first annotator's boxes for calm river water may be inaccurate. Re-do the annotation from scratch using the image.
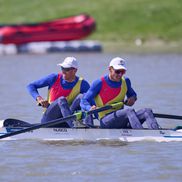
[0,53,182,182]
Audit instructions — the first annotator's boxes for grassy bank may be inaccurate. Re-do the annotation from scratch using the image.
[1,0,182,52]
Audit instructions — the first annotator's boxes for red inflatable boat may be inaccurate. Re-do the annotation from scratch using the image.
[0,14,96,45]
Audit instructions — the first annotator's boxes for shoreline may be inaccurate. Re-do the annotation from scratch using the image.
[0,40,182,55]
[102,40,182,54]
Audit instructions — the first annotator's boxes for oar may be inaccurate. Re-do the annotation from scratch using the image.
[0,102,122,139]
[154,113,182,120]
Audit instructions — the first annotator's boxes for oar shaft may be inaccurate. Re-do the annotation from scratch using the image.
[154,113,182,120]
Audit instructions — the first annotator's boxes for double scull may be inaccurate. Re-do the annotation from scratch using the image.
[0,120,182,142]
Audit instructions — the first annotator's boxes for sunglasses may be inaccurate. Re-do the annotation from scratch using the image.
[114,69,126,74]
[61,67,74,72]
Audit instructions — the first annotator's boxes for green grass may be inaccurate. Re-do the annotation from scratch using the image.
[1,0,182,52]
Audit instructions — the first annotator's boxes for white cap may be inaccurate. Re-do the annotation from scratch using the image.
[109,57,127,70]
[57,57,78,69]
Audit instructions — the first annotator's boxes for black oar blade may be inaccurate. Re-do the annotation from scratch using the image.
[3,118,33,127]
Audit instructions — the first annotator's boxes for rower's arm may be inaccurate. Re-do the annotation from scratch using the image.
[80,79,102,111]
[27,73,57,100]
[125,78,137,99]
[80,79,90,94]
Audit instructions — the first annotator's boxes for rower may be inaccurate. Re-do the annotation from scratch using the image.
[80,57,160,129]
[27,57,90,128]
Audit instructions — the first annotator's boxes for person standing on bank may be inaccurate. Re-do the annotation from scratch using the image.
[80,57,160,129]
[27,57,90,127]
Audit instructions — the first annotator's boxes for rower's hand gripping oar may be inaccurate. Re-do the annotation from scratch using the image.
[0,102,122,139]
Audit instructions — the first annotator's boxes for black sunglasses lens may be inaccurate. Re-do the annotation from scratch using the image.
[61,67,72,72]
[115,70,121,74]
[115,70,125,74]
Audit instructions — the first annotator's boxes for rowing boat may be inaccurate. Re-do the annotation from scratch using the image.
[0,120,182,142]
[1,103,182,142]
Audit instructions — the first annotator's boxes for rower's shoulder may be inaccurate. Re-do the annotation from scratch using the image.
[48,73,59,78]
[123,76,130,80]
[77,76,89,85]
[123,76,132,84]
[91,78,102,87]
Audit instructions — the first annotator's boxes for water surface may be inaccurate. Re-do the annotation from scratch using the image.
[0,53,182,182]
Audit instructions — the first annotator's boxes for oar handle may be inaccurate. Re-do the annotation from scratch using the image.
[87,102,123,116]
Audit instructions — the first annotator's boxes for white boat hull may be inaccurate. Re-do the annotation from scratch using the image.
[0,122,182,142]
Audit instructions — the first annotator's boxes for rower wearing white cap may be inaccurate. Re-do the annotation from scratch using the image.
[81,57,160,129]
[27,57,90,127]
